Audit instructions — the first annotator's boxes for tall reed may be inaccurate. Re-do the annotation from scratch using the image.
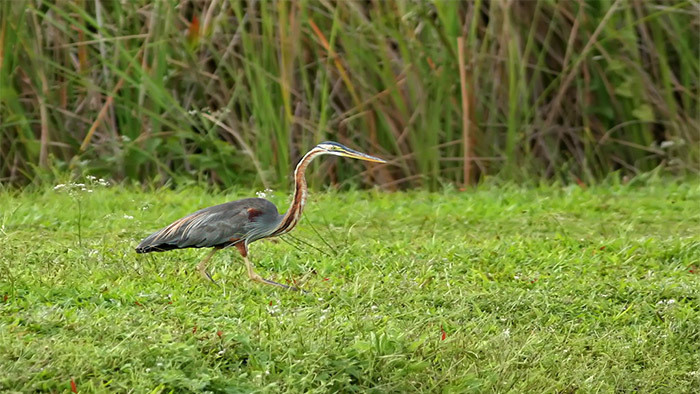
[1,1,697,189]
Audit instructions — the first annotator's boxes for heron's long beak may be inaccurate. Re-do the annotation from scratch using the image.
[338,148,387,163]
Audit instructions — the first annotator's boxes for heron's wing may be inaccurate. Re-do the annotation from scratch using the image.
[135,198,279,253]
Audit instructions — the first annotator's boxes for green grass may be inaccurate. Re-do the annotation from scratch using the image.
[1,180,699,392]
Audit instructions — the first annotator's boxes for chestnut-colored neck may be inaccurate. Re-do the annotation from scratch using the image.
[271,148,324,236]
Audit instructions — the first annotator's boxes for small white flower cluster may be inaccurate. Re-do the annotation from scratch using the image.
[319,307,331,322]
[256,188,274,199]
[266,301,281,316]
[656,299,676,306]
[53,176,110,195]
[86,175,110,187]
[656,138,685,149]
[187,106,232,117]
[53,183,91,193]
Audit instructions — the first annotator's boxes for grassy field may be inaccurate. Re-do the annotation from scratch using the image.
[1,180,699,392]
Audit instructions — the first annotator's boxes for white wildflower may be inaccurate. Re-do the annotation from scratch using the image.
[267,303,281,315]
[256,188,274,199]
[657,299,677,306]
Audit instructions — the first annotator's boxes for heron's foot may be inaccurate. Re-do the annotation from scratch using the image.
[243,256,308,293]
[195,248,220,287]
[248,272,308,293]
[197,266,220,287]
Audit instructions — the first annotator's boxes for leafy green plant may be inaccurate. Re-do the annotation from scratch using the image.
[1,1,697,188]
[52,175,110,247]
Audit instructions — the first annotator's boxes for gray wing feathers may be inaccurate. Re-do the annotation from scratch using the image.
[135,198,280,253]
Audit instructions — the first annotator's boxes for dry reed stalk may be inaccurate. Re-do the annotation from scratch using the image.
[458,36,471,186]
[79,77,125,152]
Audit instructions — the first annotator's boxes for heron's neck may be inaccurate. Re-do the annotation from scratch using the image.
[272,148,323,236]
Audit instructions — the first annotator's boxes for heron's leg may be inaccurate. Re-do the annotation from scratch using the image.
[196,248,219,284]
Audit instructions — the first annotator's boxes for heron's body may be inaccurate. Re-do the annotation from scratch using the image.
[135,141,385,291]
[135,198,281,253]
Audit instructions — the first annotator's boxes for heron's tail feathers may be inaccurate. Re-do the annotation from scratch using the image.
[135,242,180,253]
[135,229,181,253]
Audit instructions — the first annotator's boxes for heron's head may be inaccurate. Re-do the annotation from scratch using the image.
[316,141,386,163]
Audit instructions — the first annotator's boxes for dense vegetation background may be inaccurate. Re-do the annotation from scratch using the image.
[1,0,698,189]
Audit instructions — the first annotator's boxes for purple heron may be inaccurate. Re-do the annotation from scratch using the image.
[136,141,386,291]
